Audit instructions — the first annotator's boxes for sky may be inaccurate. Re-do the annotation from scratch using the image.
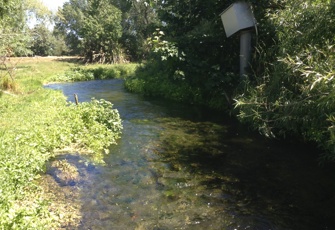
[41,0,68,12]
[28,0,68,28]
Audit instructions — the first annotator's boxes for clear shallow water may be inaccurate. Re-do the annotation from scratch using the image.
[44,80,335,229]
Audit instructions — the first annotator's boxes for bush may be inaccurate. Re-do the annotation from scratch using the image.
[125,59,236,108]
[52,68,95,82]
[51,64,138,82]
[235,1,335,160]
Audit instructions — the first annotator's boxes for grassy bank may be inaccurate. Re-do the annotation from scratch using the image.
[0,57,133,228]
[50,62,138,82]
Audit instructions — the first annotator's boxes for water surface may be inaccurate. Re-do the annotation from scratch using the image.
[44,79,335,229]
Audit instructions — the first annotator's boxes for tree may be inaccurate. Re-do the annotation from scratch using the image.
[234,0,335,161]
[55,0,86,55]
[55,0,161,62]
[0,0,27,56]
[55,0,123,63]
[0,0,52,56]
[126,0,241,107]
[81,0,123,63]
[30,24,68,56]
[118,0,161,61]
[0,0,51,91]
[30,24,53,56]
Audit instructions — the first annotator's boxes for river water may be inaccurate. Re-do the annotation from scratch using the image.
[45,79,335,230]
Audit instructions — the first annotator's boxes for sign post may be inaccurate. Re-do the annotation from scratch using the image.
[220,1,256,79]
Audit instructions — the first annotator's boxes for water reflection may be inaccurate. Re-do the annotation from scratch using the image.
[44,80,335,229]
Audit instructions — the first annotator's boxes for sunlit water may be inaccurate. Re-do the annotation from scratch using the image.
[44,79,335,229]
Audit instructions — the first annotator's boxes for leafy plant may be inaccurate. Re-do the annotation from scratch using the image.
[235,0,335,161]
[51,63,138,82]
[0,84,122,228]
[53,68,94,82]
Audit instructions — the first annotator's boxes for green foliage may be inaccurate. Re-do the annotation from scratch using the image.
[30,23,69,56]
[56,0,124,63]
[235,0,335,160]
[118,0,161,61]
[148,29,184,63]
[125,60,206,104]
[0,0,52,57]
[0,58,124,228]
[138,0,296,111]
[54,0,161,62]
[51,63,138,82]
[0,89,122,228]
[82,63,138,79]
[125,0,239,108]
[123,0,335,162]
[52,68,95,82]
[55,0,86,55]
[82,0,123,63]
[73,98,123,155]
[0,0,29,56]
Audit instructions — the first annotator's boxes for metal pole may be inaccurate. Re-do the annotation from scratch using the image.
[240,30,252,79]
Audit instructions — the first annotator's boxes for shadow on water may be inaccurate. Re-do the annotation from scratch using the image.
[154,117,335,229]
[43,79,335,230]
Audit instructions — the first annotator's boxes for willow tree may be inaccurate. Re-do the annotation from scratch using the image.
[235,0,335,161]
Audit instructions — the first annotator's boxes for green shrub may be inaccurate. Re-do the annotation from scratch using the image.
[124,27,236,109]
[52,68,95,82]
[51,64,138,82]
[125,60,236,109]
[235,0,335,160]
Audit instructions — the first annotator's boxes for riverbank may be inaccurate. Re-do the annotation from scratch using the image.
[2,57,334,228]
[0,57,126,228]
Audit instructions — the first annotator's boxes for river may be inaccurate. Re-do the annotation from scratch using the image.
[44,79,335,229]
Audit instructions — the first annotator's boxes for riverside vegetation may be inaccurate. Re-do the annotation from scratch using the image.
[0,57,136,228]
[3,0,334,161]
[1,0,335,228]
[124,0,335,162]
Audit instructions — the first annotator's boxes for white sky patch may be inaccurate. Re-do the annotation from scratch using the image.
[28,0,68,29]
[41,0,68,12]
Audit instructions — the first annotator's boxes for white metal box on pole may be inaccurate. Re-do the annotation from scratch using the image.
[220,2,255,38]
[220,1,256,78]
